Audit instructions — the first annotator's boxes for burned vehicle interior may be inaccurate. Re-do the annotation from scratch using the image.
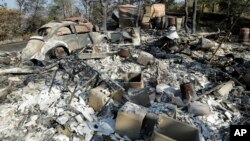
[0,1,250,141]
[38,27,52,37]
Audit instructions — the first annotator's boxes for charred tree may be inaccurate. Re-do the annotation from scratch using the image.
[184,0,189,33]
[136,0,142,27]
[100,0,109,31]
[192,0,197,34]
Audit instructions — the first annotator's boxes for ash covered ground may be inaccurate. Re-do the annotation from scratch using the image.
[0,29,249,141]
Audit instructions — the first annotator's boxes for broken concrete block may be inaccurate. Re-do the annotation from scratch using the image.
[111,89,124,104]
[75,115,84,124]
[198,38,219,49]
[124,72,144,89]
[132,27,141,46]
[88,86,109,112]
[56,115,69,125]
[216,81,234,99]
[151,130,176,141]
[115,102,147,139]
[142,103,177,136]
[150,114,200,141]
[188,102,211,116]
[128,87,154,107]
[137,51,155,66]
[142,112,159,137]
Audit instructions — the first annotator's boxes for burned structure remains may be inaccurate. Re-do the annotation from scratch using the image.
[0,2,250,141]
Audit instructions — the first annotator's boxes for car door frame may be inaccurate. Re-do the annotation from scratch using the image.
[55,24,79,51]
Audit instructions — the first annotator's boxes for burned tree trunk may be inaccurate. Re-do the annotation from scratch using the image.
[136,0,142,27]
[192,0,197,34]
[184,0,189,33]
[89,0,93,21]
[100,0,108,31]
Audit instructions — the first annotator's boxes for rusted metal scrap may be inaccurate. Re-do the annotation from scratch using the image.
[180,82,198,102]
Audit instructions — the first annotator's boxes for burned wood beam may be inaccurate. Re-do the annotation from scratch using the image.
[0,67,39,75]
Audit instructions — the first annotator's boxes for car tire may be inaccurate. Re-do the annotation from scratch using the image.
[46,46,69,59]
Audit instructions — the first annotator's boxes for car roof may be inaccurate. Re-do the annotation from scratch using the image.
[40,21,76,29]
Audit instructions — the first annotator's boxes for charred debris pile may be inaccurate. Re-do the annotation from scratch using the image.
[1,4,250,140]
[0,26,250,141]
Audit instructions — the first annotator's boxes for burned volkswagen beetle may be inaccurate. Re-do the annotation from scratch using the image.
[21,18,107,62]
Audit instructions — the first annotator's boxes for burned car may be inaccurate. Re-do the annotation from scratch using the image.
[21,20,107,62]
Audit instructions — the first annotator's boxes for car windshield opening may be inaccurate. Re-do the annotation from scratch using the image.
[38,27,52,37]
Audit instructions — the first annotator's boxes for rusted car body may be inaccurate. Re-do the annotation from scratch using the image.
[21,20,106,61]
[63,17,95,31]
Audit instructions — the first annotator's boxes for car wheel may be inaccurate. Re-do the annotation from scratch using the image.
[46,46,69,59]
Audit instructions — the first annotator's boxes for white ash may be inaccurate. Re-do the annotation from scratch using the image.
[0,31,248,141]
[119,102,147,114]
[157,57,212,90]
[148,103,176,117]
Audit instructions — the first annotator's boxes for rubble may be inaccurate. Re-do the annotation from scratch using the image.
[115,102,147,139]
[197,37,219,49]
[88,86,110,112]
[215,81,234,99]
[123,72,144,89]
[188,102,211,116]
[137,51,155,66]
[128,87,154,107]
[0,22,250,141]
[151,114,200,141]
